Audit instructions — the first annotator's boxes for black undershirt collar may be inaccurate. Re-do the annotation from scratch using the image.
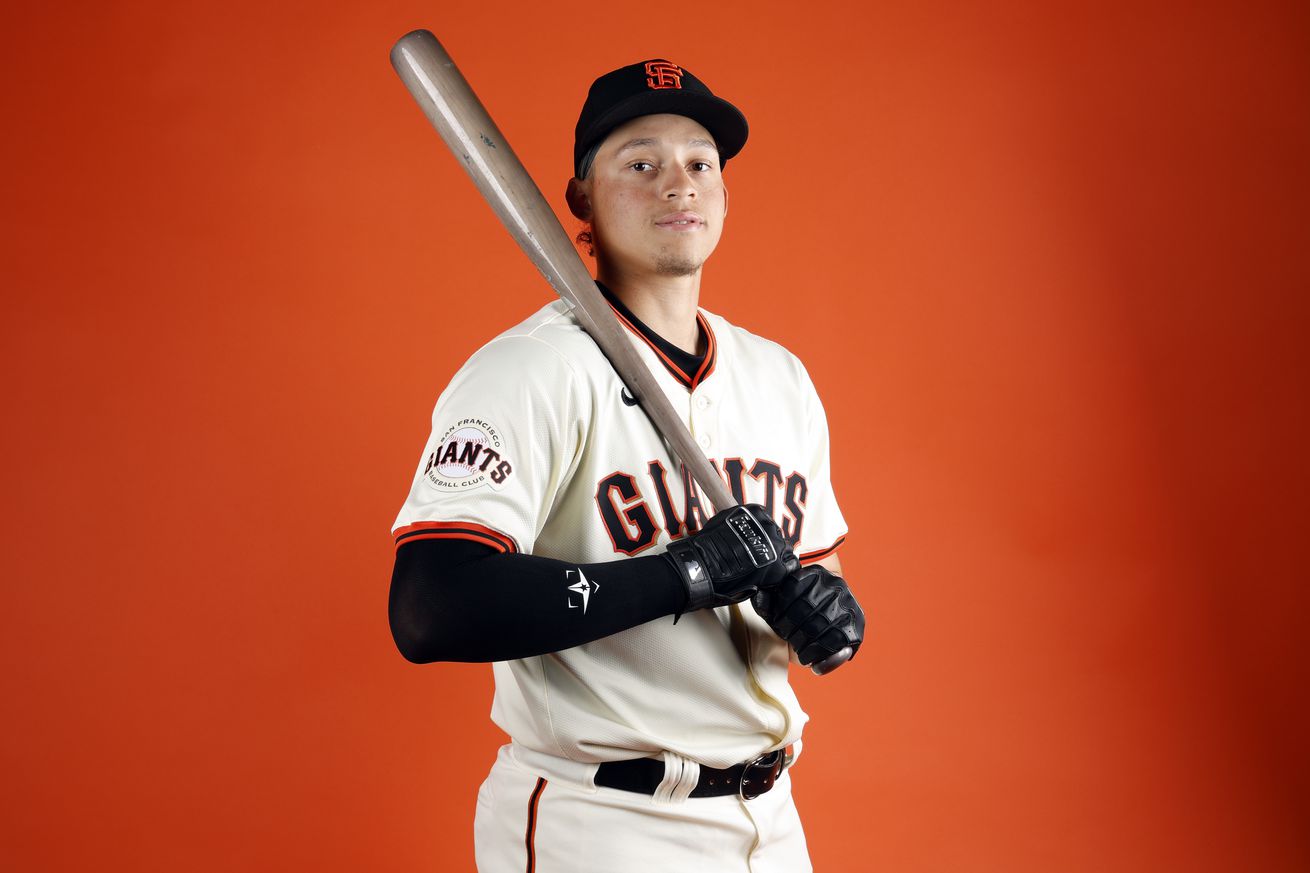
[596,282,706,384]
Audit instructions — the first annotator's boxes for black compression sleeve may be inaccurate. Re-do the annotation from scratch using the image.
[388,538,688,663]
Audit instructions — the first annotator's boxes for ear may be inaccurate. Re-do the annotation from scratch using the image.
[723,183,729,218]
[565,177,592,221]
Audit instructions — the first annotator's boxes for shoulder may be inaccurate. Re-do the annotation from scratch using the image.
[700,308,814,388]
[437,303,608,428]
[458,301,602,378]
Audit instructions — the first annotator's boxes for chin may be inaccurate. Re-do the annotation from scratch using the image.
[654,256,704,277]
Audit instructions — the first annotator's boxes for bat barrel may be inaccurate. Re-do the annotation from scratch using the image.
[389,30,600,326]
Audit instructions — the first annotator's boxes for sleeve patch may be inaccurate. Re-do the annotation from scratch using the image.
[421,419,515,492]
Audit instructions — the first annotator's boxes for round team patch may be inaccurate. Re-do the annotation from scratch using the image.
[422,418,514,492]
[435,426,491,478]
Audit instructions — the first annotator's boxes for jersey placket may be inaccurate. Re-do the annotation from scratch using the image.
[688,336,793,744]
[688,385,720,455]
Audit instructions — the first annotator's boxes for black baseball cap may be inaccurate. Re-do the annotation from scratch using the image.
[573,59,749,179]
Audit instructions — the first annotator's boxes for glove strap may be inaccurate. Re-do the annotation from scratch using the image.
[665,538,714,616]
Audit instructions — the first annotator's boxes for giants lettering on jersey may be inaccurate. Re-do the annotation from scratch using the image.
[594,457,808,555]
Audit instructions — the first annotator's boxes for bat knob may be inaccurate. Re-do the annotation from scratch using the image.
[811,646,853,676]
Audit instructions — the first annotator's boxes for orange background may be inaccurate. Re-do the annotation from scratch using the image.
[3,1,1307,870]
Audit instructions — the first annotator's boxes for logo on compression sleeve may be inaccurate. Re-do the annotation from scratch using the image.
[566,569,598,614]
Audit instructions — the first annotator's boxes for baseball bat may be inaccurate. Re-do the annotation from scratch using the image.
[389,29,851,675]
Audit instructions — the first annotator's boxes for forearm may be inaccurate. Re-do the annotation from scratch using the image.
[388,539,686,663]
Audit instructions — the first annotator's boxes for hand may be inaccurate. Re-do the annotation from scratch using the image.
[662,505,800,617]
[752,565,865,668]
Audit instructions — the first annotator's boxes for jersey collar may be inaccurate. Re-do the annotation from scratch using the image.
[597,282,718,390]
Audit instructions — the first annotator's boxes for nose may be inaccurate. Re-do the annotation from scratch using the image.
[663,164,696,200]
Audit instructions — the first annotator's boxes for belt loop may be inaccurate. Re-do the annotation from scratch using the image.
[652,751,700,805]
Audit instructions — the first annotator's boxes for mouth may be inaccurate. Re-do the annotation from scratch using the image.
[655,212,704,230]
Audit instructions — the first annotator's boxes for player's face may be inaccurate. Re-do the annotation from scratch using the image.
[578,114,727,279]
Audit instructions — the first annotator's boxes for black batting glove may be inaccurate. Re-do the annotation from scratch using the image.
[752,565,865,666]
[662,505,800,619]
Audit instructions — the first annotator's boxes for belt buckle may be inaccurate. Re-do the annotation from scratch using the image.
[738,749,783,801]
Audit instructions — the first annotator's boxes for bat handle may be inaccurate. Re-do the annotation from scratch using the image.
[811,646,854,676]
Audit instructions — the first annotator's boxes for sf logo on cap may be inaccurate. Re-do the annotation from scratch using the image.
[645,61,683,90]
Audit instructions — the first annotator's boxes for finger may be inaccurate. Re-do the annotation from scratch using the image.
[810,646,853,676]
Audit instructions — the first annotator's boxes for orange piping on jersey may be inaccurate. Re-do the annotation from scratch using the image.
[524,777,547,872]
[799,535,846,565]
[392,520,519,554]
[606,302,718,390]
[690,311,717,384]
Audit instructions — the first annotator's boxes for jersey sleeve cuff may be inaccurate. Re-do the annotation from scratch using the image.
[393,520,520,554]
[797,534,845,566]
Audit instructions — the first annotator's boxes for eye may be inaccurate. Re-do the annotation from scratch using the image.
[690,160,716,172]
[629,161,655,173]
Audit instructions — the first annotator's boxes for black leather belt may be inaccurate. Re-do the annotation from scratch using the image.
[594,748,792,801]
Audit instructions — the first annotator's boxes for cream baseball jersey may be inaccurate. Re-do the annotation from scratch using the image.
[392,299,847,768]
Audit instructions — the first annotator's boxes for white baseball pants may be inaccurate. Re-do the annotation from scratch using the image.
[473,743,813,873]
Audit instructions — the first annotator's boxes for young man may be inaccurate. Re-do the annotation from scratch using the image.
[390,59,864,872]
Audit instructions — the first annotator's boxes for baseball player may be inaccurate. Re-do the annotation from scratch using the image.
[390,59,865,872]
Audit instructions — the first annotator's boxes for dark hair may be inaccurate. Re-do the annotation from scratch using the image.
[575,223,595,257]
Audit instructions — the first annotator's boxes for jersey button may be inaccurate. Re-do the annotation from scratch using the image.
[697,433,712,449]
[695,395,711,410]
